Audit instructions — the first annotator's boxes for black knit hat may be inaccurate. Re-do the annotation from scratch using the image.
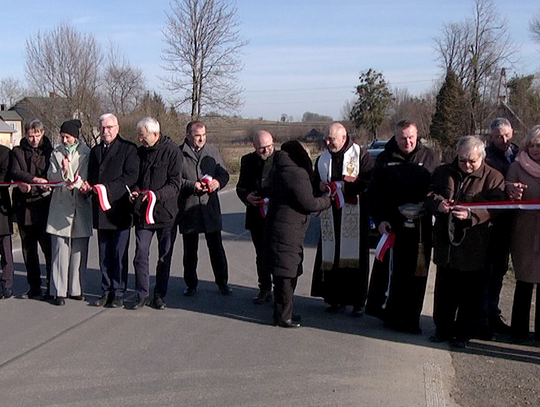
[60,119,82,138]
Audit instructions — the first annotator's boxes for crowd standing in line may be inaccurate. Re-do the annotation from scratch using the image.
[0,115,539,343]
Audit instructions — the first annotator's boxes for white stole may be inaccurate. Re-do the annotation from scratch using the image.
[317,144,361,270]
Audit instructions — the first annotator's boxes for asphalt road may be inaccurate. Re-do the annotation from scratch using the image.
[0,188,538,406]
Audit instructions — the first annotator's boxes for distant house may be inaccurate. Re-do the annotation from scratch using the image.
[0,106,23,147]
[10,95,74,145]
[0,120,16,148]
[303,128,324,142]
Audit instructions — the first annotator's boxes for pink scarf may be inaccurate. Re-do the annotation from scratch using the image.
[517,150,540,178]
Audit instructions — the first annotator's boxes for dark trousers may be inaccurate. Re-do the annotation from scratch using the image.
[273,276,298,323]
[133,226,177,299]
[433,266,485,339]
[250,227,272,291]
[182,231,228,289]
[511,280,540,338]
[18,223,51,293]
[0,234,14,290]
[98,228,130,297]
[482,219,511,325]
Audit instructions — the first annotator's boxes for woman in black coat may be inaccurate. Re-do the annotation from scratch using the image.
[266,141,331,328]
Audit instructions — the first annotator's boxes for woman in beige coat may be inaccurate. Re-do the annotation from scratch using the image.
[507,125,540,341]
[46,120,92,306]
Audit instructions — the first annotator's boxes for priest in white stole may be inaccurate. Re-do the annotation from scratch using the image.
[310,122,374,315]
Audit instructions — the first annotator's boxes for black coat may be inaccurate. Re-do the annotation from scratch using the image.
[266,151,331,278]
[87,135,139,230]
[133,135,183,229]
[485,142,518,177]
[369,136,440,228]
[11,136,53,226]
[0,145,13,235]
[178,141,229,234]
[236,150,274,231]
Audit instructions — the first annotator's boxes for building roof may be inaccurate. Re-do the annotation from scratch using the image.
[0,110,23,121]
[0,121,15,133]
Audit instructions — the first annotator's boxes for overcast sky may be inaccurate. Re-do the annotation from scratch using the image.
[1,0,539,121]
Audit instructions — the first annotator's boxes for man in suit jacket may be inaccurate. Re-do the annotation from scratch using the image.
[81,113,139,307]
[178,120,231,297]
[236,130,275,304]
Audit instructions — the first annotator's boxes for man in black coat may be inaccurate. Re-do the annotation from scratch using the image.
[125,117,183,311]
[482,118,522,335]
[0,144,14,299]
[236,130,275,304]
[178,120,231,296]
[81,113,139,307]
[11,119,53,299]
[366,120,439,333]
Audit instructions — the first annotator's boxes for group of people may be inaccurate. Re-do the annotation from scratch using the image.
[0,115,231,312]
[0,114,538,343]
[238,118,539,344]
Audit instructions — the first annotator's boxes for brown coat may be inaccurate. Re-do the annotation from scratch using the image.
[507,161,540,283]
[425,159,505,271]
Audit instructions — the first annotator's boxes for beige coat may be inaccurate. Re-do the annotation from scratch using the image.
[46,142,92,238]
[507,161,540,283]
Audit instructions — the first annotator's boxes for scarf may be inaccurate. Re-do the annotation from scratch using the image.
[517,150,540,178]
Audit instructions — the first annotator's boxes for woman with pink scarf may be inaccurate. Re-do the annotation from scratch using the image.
[507,125,540,342]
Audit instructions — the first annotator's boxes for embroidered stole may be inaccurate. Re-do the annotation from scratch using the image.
[317,144,361,270]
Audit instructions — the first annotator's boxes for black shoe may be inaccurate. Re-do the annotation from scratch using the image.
[183,287,197,297]
[91,293,109,307]
[106,296,123,308]
[489,316,511,334]
[51,297,66,306]
[218,284,233,295]
[252,290,271,304]
[19,289,42,300]
[450,336,468,348]
[429,333,450,343]
[41,293,53,302]
[151,296,166,310]
[276,319,301,328]
[1,288,12,299]
[69,295,85,301]
[125,296,150,310]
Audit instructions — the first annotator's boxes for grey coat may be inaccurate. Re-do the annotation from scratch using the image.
[46,142,93,238]
[178,141,229,234]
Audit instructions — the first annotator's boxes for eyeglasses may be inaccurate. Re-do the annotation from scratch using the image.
[101,125,118,130]
[458,157,480,165]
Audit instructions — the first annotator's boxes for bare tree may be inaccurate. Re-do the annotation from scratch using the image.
[161,0,248,119]
[102,41,146,116]
[434,0,516,131]
[0,77,26,108]
[24,23,103,139]
[529,10,540,43]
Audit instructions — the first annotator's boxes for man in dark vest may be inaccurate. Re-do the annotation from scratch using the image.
[237,130,275,304]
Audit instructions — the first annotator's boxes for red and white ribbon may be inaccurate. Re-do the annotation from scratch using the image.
[259,197,269,218]
[201,174,214,193]
[454,200,540,210]
[144,190,157,225]
[375,231,396,262]
[327,181,344,210]
[93,184,111,212]
[0,174,81,188]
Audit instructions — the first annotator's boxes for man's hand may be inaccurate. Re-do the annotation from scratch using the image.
[437,199,453,214]
[129,190,140,203]
[62,156,70,174]
[194,181,205,193]
[247,192,262,206]
[506,182,527,201]
[319,181,329,193]
[79,181,92,194]
[18,183,31,193]
[378,221,392,235]
[32,176,50,192]
[207,178,220,192]
[452,206,470,220]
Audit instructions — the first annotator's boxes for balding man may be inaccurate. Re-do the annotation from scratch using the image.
[310,122,374,316]
[236,130,275,303]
